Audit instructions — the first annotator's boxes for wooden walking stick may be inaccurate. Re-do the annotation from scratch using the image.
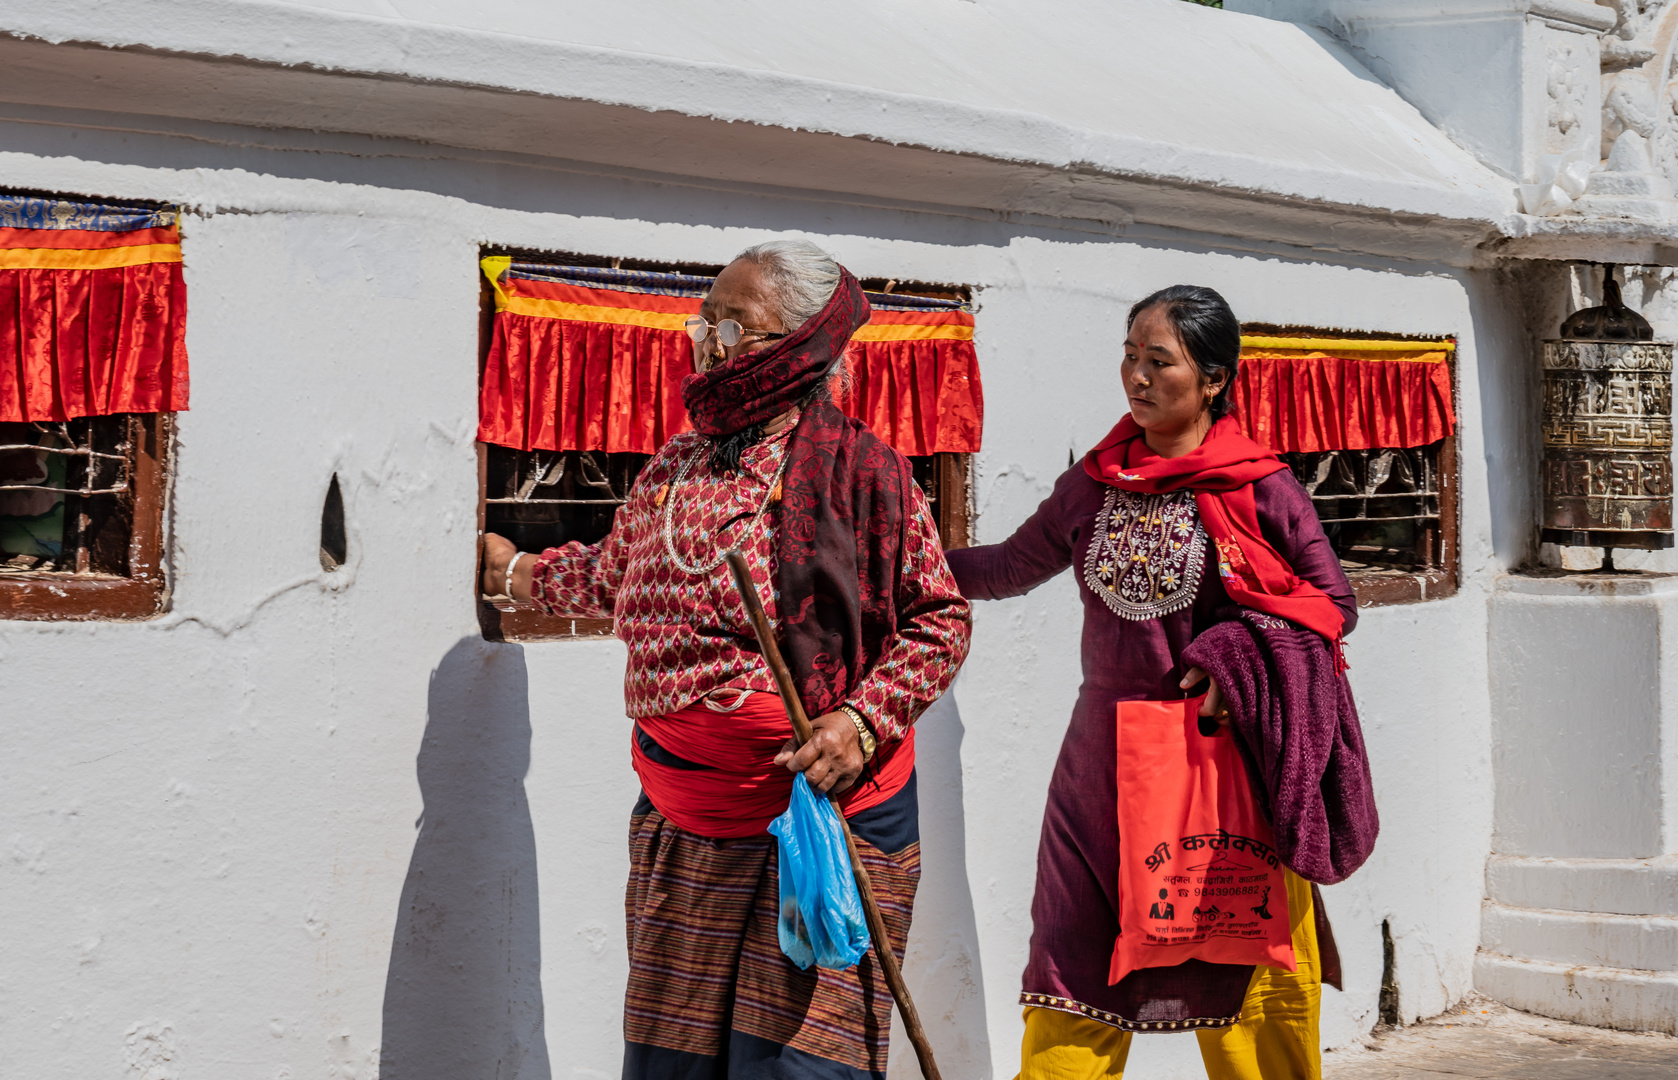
[724,549,944,1080]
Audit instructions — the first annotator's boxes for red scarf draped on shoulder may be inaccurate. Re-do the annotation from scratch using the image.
[1084,415,1346,652]
[682,267,911,718]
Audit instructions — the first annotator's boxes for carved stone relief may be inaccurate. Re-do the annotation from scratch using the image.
[1549,36,1595,150]
[1522,23,1605,214]
[1600,0,1678,192]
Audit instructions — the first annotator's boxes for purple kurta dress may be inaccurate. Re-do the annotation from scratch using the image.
[947,462,1356,1030]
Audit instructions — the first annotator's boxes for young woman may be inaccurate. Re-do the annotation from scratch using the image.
[947,286,1359,1079]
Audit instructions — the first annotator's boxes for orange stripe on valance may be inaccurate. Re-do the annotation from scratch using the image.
[1232,337,1455,453]
[0,244,184,272]
[852,324,973,343]
[0,199,189,422]
[477,258,984,455]
[502,298,690,331]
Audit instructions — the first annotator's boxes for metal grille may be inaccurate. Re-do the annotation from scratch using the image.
[483,447,649,555]
[0,416,136,574]
[0,420,131,497]
[483,445,966,572]
[1282,442,1444,571]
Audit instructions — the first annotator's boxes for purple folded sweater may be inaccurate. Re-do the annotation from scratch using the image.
[1183,610,1379,885]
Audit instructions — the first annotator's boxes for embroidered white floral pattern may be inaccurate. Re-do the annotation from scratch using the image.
[1081,488,1208,621]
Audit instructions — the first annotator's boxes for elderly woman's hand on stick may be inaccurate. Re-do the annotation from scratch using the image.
[774,711,866,795]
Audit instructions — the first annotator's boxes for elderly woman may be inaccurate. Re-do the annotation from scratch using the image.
[482,239,971,1079]
[947,285,1372,1080]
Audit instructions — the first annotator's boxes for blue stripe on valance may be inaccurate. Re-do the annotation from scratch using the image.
[0,195,176,231]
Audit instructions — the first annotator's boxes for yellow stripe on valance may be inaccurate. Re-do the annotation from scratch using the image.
[1240,335,1454,353]
[851,323,974,343]
[1242,347,1449,365]
[0,244,183,271]
[501,295,690,331]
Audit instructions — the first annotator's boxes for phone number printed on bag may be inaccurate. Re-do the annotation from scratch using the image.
[1138,830,1282,946]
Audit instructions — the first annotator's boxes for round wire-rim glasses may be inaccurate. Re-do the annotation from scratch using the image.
[683,315,787,350]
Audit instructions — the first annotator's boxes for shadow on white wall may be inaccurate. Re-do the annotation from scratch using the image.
[381,638,552,1080]
[892,692,996,1079]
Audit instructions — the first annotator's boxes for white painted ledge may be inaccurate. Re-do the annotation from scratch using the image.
[1475,952,1678,1034]
[1495,571,1678,598]
[1487,855,1678,916]
[1481,901,1678,971]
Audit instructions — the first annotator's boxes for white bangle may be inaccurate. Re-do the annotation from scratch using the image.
[504,551,526,596]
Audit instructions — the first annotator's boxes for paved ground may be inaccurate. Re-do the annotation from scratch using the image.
[1323,993,1678,1079]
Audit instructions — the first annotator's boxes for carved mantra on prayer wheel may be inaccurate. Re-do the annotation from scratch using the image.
[1540,340,1675,549]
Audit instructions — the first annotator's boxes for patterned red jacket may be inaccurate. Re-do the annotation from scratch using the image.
[529,418,971,740]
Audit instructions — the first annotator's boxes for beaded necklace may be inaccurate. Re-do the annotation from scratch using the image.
[660,444,788,576]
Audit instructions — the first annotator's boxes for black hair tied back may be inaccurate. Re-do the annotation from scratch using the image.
[1127,284,1242,419]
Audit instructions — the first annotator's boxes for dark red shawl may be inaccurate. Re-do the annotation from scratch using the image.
[1182,610,1379,885]
[682,268,911,717]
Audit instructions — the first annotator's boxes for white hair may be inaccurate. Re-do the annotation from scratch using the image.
[734,239,842,332]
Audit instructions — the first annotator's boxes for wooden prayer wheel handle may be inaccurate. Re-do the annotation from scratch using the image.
[724,550,944,1080]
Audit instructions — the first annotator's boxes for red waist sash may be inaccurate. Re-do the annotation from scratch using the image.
[632,691,915,839]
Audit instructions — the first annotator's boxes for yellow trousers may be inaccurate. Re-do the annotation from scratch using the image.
[1018,869,1321,1080]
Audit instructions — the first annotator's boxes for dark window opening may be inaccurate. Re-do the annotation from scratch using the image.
[0,416,134,576]
[320,474,347,572]
[1288,437,1458,609]
[0,413,172,620]
[484,447,646,554]
[479,445,971,642]
[1284,442,1446,572]
[910,453,972,553]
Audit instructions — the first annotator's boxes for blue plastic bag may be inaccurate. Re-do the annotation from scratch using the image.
[766,772,871,970]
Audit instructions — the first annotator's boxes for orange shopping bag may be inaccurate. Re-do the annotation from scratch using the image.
[1109,696,1294,984]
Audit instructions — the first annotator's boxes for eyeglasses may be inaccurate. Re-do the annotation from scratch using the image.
[684,315,787,349]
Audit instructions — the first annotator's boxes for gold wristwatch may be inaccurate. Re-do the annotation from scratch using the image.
[838,703,877,762]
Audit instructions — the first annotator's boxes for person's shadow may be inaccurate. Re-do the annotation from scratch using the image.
[380,637,552,1080]
[891,692,994,1078]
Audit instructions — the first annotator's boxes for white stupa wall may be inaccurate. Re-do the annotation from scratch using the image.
[0,116,1526,1078]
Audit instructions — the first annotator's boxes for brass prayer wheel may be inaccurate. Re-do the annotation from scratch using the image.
[1541,272,1674,550]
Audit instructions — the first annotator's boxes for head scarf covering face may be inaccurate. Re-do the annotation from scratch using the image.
[681,267,871,436]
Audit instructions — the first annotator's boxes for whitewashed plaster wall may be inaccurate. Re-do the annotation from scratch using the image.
[0,114,1524,1080]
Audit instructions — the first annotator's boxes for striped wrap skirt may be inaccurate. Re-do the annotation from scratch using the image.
[621,772,920,1080]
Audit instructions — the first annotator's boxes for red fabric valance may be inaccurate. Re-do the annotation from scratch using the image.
[1231,338,1455,454]
[836,310,983,456]
[477,259,983,456]
[478,272,694,454]
[0,198,189,422]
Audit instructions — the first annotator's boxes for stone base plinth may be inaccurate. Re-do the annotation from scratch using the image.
[1480,576,1678,1032]
[1488,573,1678,860]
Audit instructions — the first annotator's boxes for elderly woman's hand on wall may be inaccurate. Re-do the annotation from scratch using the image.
[482,532,534,602]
